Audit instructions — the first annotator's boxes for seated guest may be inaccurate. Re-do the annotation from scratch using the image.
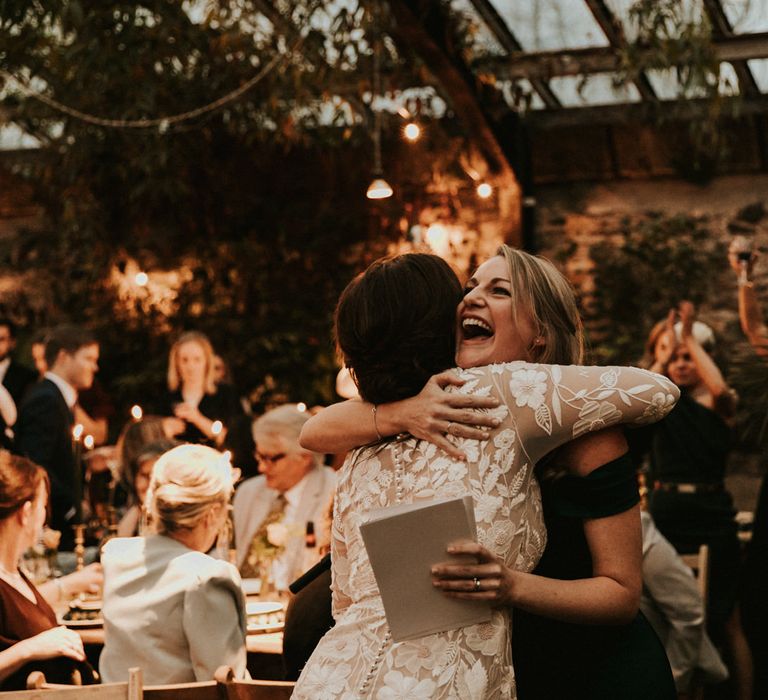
[0,451,99,690]
[160,332,242,447]
[15,325,100,549]
[113,415,177,512]
[640,511,728,694]
[116,439,178,537]
[100,444,247,684]
[233,404,336,590]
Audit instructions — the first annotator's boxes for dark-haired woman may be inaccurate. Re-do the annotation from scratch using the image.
[293,253,678,699]
[0,452,98,690]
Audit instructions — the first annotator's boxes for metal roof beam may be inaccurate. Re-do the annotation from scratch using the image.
[583,0,657,101]
[528,94,768,129]
[477,31,768,81]
[702,0,761,96]
[465,0,561,109]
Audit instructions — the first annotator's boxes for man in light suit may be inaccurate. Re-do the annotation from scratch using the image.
[233,404,336,589]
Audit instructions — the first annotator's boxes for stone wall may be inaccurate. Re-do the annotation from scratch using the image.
[535,174,768,511]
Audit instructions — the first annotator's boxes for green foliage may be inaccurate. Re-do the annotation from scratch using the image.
[617,0,740,182]
[587,213,726,364]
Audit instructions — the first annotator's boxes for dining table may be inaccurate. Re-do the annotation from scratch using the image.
[59,595,286,680]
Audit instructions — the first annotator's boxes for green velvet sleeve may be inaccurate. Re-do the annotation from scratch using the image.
[547,452,640,519]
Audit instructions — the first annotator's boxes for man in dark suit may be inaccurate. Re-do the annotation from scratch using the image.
[15,325,99,549]
[0,318,38,409]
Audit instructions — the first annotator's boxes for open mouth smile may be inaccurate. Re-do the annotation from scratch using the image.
[461,317,494,341]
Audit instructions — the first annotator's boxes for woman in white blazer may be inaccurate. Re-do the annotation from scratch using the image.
[100,444,247,684]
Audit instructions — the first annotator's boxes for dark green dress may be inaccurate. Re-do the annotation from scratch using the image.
[513,453,676,700]
[641,391,739,644]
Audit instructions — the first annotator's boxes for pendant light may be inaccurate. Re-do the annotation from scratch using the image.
[366,5,392,200]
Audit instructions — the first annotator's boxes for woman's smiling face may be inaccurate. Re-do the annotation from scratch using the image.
[456,256,538,369]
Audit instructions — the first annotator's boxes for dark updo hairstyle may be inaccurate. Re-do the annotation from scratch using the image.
[335,253,462,405]
[0,450,48,520]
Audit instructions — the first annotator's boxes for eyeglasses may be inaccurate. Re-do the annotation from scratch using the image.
[256,451,287,465]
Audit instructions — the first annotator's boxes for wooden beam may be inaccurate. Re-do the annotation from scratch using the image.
[476,31,768,82]
[583,0,657,101]
[702,0,761,97]
[528,94,768,129]
[466,0,560,109]
[386,0,517,182]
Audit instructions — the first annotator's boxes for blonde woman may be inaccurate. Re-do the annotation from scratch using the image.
[99,444,247,684]
[162,331,241,446]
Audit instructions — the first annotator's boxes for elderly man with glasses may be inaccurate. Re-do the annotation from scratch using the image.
[233,404,336,591]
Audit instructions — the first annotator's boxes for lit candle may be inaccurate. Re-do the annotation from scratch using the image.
[131,405,143,421]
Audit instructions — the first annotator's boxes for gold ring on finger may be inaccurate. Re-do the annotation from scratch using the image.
[473,576,481,592]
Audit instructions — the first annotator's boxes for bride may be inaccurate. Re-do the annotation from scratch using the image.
[293,252,678,699]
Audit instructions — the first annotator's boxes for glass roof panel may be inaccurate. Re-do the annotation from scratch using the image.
[549,72,641,107]
[721,0,768,33]
[605,0,705,42]
[450,0,507,57]
[486,0,609,51]
[646,61,741,100]
[748,58,768,91]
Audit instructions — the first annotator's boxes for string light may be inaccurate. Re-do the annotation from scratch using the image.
[297,402,307,412]
[211,420,223,436]
[403,122,421,141]
[84,435,95,450]
[476,182,493,199]
[131,405,143,421]
[134,271,149,286]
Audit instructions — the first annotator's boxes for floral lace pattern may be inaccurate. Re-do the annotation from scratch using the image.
[293,362,678,700]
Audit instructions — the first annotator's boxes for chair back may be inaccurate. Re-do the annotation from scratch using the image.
[8,668,142,700]
[143,681,221,700]
[214,666,294,700]
[680,544,710,618]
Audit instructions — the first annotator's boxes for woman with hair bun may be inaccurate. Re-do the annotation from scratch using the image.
[100,444,247,684]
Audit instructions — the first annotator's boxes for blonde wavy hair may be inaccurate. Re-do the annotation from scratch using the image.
[167,331,217,394]
[145,444,235,534]
[496,245,585,365]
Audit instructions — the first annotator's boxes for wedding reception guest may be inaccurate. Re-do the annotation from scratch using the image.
[728,240,768,699]
[0,451,99,690]
[116,439,178,537]
[233,404,336,590]
[640,511,728,693]
[15,325,99,549]
[160,331,242,446]
[301,248,679,699]
[293,252,679,699]
[113,415,176,509]
[635,303,753,700]
[0,319,37,409]
[100,444,247,684]
[31,330,111,446]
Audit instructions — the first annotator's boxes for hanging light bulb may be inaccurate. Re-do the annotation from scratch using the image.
[366,5,393,200]
[367,177,393,199]
[476,182,493,199]
[403,122,421,142]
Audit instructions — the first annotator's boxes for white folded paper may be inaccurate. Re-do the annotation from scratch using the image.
[360,494,492,642]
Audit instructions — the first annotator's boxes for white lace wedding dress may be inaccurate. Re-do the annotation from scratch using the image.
[293,362,678,700]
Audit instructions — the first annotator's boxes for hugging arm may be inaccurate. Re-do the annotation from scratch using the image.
[434,430,644,624]
[299,370,500,460]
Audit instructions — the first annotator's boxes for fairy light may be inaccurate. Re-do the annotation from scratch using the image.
[72,424,84,441]
[211,420,223,436]
[134,271,149,286]
[476,182,493,199]
[84,435,95,449]
[131,405,143,421]
[403,122,421,141]
[297,402,307,413]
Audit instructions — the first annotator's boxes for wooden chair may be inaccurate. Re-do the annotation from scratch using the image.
[214,666,294,700]
[143,680,221,700]
[679,544,710,700]
[680,544,710,618]
[2,668,142,700]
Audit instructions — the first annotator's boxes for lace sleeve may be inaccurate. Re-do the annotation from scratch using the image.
[470,363,679,466]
